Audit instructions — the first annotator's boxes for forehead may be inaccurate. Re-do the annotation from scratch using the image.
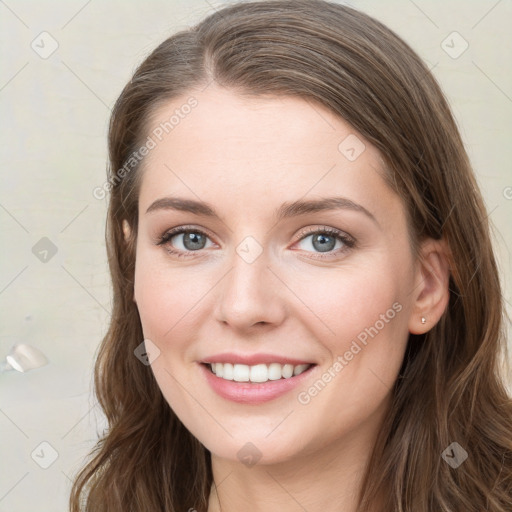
[138,86,398,225]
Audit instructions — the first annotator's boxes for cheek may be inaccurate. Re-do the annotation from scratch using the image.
[288,266,410,436]
[133,249,210,340]
[290,261,407,347]
[133,252,210,425]
[288,253,413,411]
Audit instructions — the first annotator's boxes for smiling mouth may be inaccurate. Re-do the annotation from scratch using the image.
[203,362,314,383]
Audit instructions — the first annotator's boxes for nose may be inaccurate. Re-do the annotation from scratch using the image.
[213,247,287,332]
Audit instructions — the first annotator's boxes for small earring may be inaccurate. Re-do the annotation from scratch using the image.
[421,317,426,324]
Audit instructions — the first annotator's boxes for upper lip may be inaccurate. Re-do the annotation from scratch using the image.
[201,352,315,366]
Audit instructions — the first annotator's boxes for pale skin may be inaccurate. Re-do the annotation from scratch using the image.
[123,85,450,512]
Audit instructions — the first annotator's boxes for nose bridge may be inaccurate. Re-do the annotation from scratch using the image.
[214,238,285,329]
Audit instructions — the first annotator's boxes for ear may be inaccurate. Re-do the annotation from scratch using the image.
[122,219,132,242]
[408,238,451,334]
[122,219,137,304]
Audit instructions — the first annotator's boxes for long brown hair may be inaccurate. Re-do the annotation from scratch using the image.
[70,1,512,510]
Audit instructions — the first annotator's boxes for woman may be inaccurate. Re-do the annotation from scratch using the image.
[70,1,512,510]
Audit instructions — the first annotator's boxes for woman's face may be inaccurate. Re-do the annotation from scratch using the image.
[132,86,420,465]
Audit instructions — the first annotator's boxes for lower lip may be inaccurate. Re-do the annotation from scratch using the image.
[199,363,316,404]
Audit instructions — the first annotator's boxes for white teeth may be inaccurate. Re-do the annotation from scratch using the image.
[223,363,234,380]
[215,362,224,378]
[282,364,293,379]
[208,362,311,383]
[294,364,309,376]
[268,363,282,381]
[250,364,268,383]
[233,364,250,382]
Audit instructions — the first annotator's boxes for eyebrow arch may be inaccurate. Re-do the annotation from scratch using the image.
[145,196,378,225]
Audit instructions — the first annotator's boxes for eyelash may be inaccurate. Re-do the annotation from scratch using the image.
[156,225,356,260]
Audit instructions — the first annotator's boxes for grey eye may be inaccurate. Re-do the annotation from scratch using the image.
[297,233,343,253]
[170,231,212,251]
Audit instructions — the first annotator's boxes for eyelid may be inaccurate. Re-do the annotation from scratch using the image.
[291,225,356,259]
[294,225,354,243]
[156,225,217,246]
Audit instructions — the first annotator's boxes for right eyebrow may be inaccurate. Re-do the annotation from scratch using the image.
[146,197,215,216]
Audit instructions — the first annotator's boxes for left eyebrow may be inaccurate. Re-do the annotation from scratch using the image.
[276,196,378,225]
[145,195,378,226]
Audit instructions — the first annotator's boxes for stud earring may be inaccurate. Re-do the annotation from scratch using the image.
[421,317,426,324]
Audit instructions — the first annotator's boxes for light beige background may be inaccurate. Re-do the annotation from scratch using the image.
[0,1,511,510]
